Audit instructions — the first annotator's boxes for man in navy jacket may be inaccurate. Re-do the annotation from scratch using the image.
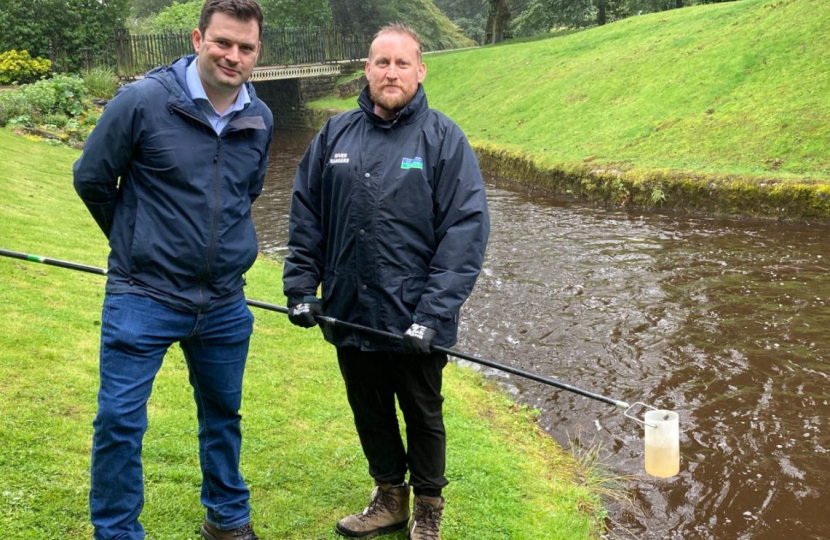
[73,1,272,539]
[283,23,489,540]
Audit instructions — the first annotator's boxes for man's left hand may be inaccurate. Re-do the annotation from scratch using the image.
[403,323,437,355]
[288,298,323,328]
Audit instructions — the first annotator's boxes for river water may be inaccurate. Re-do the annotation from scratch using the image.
[252,131,830,540]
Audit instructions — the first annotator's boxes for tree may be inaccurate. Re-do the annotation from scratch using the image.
[0,0,130,71]
[328,0,393,35]
[131,0,176,18]
[433,0,487,43]
[328,0,474,51]
[260,0,333,27]
[149,0,203,32]
[485,0,510,43]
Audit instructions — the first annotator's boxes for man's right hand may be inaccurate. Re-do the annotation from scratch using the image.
[288,297,323,328]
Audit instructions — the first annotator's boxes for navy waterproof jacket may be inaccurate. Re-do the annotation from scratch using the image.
[283,85,490,350]
[73,55,274,313]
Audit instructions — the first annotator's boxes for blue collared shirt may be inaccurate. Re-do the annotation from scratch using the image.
[186,58,250,135]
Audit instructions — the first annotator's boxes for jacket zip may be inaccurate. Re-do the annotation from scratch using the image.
[168,103,222,311]
[206,138,222,281]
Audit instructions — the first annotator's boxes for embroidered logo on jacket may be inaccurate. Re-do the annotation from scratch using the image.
[400,157,424,170]
[330,152,350,164]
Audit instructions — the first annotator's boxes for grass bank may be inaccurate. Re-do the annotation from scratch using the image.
[0,128,606,538]
[311,0,830,221]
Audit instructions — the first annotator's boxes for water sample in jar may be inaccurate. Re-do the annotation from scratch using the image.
[644,410,680,478]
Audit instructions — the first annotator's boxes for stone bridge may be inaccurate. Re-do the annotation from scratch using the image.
[252,60,364,130]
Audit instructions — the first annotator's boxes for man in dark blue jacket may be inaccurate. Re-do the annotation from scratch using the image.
[73,1,272,539]
[283,23,489,540]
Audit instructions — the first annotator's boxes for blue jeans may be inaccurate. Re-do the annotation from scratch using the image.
[91,293,254,540]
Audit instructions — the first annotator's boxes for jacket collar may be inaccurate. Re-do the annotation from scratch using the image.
[147,55,261,121]
[358,84,428,128]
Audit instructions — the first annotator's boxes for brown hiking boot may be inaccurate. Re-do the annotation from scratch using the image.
[335,482,411,538]
[409,495,445,540]
[200,520,260,540]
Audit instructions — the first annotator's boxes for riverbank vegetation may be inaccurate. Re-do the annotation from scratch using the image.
[311,0,830,220]
[0,129,608,538]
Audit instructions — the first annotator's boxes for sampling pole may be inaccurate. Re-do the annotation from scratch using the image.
[1,248,630,409]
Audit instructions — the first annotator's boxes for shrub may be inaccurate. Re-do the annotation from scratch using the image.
[0,74,90,128]
[19,74,90,118]
[81,66,118,99]
[47,74,90,117]
[16,82,57,116]
[0,50,51,85]
[41,113,70,129]
[0,91,31,127]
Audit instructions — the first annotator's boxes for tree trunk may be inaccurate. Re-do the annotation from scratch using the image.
[485,0,511,44]
[675,0,684,8]
[596,0,607,26]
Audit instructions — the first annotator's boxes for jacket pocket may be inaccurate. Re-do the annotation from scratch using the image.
[128,203,154,273]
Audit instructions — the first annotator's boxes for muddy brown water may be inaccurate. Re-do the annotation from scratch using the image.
[253,131,830,540]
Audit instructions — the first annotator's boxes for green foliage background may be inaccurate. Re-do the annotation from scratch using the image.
[148,0,203,32]
[135,0,471,51]
[0,0,130,71]
[329,0,475,50]
[131,0,176,18]
[261,0,333,27]
[433,0,489,43]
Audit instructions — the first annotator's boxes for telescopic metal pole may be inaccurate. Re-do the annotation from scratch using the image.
[0,248,107,276]
[1,248,630,409]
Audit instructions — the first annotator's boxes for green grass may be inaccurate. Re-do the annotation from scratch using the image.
[0,128,606,539]
[312,0,830,180]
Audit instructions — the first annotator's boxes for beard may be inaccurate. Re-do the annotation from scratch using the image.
[369,82,417,115]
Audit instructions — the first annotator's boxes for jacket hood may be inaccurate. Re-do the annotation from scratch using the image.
[358,84,428,128]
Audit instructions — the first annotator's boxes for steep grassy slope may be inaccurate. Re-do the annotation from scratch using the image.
[428,0,829,178]
[317,0,829,180]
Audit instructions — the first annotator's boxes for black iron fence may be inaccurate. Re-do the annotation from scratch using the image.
[53,27,370,77]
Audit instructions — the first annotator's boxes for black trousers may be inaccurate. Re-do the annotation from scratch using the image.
[336,346,449,496]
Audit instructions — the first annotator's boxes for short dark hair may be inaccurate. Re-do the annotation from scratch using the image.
[199,0,264,38]
[373,23,423,62]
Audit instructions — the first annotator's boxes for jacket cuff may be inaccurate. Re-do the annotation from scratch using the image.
[412,312,441,330]
[287,294,319,307]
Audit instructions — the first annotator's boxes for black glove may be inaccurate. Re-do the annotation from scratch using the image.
[288,297,323,328]
[403,323,437,355]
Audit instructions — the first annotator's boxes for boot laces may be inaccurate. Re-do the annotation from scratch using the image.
[414,502,441,539]
[361,488,399,521]
[232,523,259,540]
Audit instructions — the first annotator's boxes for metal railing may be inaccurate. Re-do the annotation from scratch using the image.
[60,27,370,78]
